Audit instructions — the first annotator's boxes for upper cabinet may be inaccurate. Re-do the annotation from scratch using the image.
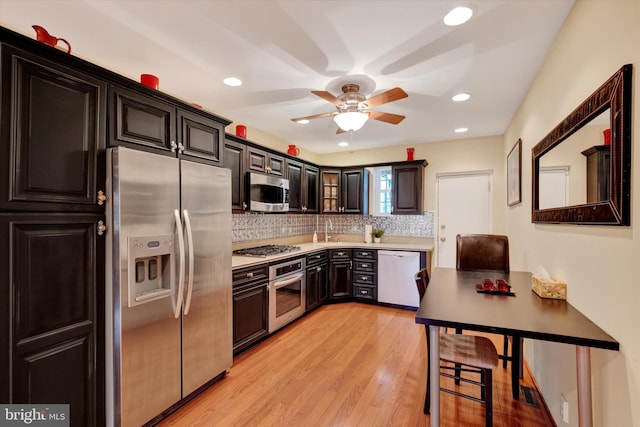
[108,84,227,166]
[286,159,319,213]
[321,168,368,214]
[246,146,285,176]
[392,163,423,215]
[0,44,106,213]
[223,137,248,212]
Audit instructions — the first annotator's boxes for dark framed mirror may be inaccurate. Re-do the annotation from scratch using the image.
[532,64,632,225]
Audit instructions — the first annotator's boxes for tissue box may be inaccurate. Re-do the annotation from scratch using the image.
[532,275,567,299]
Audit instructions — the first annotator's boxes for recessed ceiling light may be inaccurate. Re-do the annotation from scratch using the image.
[296,119,310,124]
[455,127,469,133]
[444,6,473,26]
[223,77,242,87]
[452,93,471,102]
[338,142,349,147]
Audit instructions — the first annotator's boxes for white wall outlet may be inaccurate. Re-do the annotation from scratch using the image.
[560,394,569,423]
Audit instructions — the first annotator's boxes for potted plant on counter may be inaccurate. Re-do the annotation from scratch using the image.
[372,228,384,243]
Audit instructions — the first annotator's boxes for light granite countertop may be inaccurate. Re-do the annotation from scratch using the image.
[232,241,434,269]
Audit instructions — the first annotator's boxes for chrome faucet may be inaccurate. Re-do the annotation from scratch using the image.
[325,219,333,242]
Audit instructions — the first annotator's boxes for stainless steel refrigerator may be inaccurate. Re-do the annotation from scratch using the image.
[105,147,232,427]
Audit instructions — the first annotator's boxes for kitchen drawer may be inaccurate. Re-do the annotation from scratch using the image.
[353,249,376,260]
[354,260,375,272]
[354,284,377,301]
[329,249,351,260]
[306,250,327,267]
[232,264,269,287]
[353,272,376,285]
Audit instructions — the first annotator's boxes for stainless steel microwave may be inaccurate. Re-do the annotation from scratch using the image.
[247,172,289,212]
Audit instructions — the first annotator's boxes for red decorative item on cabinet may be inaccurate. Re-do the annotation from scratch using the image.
[406,147,415,161]
[287,145,300,156]
[32,25,71,53]
[236,125,247,138]
[603,128,611,145]
[140,74,159,89]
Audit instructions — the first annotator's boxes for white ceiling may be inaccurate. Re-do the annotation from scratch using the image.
[0,0,574,154]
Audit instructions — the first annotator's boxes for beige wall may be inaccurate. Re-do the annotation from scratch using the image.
[504,1,640,426]
[317,135,506,231]
[224,124,321,164]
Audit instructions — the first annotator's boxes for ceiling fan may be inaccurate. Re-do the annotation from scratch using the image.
[291,84,408,133]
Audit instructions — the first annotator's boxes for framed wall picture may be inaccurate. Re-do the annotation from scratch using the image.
[507,138,522,206]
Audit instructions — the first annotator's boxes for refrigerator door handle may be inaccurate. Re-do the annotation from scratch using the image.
[174,209,186,318]
[183,209,195,315]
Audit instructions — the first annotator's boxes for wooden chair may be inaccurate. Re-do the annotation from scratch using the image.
[415,269,498,427]
[456,233,515,370]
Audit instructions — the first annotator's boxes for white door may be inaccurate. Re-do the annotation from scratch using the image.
[539,166,569,209]
[436,172,492,267]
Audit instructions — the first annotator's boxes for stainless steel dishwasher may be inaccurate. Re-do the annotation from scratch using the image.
[378,250,421,307]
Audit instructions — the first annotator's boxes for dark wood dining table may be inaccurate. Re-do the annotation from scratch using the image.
[415,268,619,427]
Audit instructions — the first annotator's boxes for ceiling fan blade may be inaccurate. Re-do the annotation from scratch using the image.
[368,110,406,125]
[365,87,408,108]
[311,90,342,106]
[291,111,337,122]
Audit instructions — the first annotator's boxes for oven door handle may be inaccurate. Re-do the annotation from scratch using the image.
[272,272,305,289]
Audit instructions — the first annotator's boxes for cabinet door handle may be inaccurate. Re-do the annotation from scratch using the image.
[170,140,177,152]
[246,272,254,278]
[362,263,368,268]
[97,190,107,206]
[316,267,321,272]
[242,201,247,210]
[97,220,107,236]
[178,142,185,154]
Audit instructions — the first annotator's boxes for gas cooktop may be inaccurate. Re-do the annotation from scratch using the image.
[232,244,301,258]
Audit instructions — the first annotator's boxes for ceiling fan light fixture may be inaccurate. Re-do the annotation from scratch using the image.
[338,141,349,147]
[333,111,369,131]
[443,6,473,26]
[454,127,469,133]
[296,119,310,124]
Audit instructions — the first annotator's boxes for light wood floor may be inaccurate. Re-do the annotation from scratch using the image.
[159,303,555,427]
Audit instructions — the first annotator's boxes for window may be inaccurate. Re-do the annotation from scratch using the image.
[372,166,392,216]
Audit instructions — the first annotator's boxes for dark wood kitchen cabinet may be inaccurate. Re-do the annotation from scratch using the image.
[0,214,103,427]
[306,251,328,311]
[286,159,319,213]
[232,264,269,355]
[321,168,367,214]
[224,136,248,212]
[109,84,227,165]
[246,146,285,176]
[0,44,106,213]
[582,145,610,203]
[352,249,377,302]
[1,39,104,427]
[392,162,424,215]
[329,249,352,300]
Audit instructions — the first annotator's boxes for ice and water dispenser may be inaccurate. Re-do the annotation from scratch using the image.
[127,234,175,307]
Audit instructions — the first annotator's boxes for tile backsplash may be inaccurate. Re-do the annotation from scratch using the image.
[232,212,434,243]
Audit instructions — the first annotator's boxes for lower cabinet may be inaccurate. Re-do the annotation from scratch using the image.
[0,213,103,427]
[232,264,269,355]
[306,251,328,311]
[353,249,377,302]
[329,249,352,300]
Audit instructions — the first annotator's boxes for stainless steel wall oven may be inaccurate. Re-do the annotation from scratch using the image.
[268,257,306,332]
